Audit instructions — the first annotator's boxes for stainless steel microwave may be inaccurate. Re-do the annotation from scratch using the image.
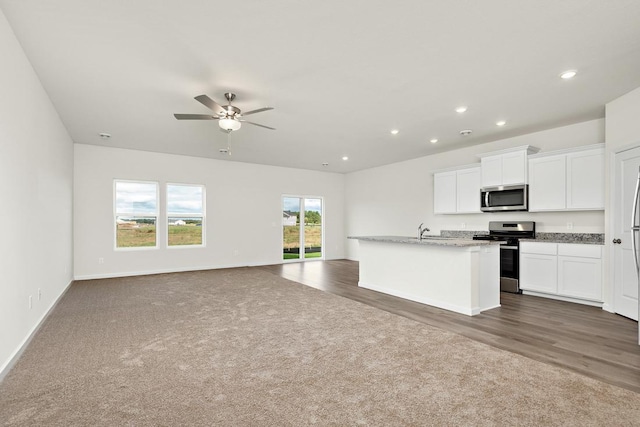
[480,184,528,212]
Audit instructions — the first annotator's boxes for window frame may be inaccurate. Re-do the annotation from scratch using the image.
[113,179,159,251]
[166,182,206,249]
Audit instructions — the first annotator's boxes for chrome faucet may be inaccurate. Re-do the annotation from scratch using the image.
[418,223,430,240]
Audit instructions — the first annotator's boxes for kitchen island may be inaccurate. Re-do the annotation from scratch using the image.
[349,236,502,316]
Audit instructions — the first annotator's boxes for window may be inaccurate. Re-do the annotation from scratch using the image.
[114,180,158,248]
[167,184,205,247]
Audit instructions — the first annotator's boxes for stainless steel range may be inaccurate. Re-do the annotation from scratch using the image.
[472,221,536,293]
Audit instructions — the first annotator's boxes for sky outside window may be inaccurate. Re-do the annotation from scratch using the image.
[167,184,203,215]
[116,181,157,214]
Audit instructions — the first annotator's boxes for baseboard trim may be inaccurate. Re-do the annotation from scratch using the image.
[0,279,74,383]
[73,262,271,281]
[521,290,604,307]
[601,303,614,313]
[73,257,352,281]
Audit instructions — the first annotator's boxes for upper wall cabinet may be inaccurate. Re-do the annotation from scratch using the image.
[433,165,481,214]
[434,170,457,214]
[528,144,604,212]
[477,146,540,187]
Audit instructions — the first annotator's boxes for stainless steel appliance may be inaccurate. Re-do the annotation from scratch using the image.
[480,184,528,212]
[473,221,536,293]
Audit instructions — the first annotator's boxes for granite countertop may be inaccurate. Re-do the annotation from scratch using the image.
[519,232,605,245]
[440,229,605,245]
[348,235,503,248]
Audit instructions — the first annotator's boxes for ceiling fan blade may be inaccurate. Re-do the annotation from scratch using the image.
[194,94,226,115]
[242,107,274,116]
[240,120,276,130]
[174,113,218,120]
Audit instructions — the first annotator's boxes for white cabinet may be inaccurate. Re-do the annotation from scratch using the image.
[478,145,540,187]
[502,150,528,185]
[519,242,558,294]
[433,165,481,214]
[520,241,603,304]
[528,144,604,212]
[566,148,604,209]
[480,155,503,187]
[456,167,481,213]
[528,155,566,211]
[557,244,602,301]
[433,170,457,214]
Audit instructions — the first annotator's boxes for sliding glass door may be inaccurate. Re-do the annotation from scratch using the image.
[282,196,323,261]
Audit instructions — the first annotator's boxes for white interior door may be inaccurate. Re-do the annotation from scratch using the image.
[613,146,640,321]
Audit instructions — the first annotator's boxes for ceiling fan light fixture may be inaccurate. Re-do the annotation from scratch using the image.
[219,118,241,131]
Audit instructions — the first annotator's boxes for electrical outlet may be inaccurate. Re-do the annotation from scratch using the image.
[460,223,466,229]
[567,222,574,230]
[38,288,41,301]
[98,257,104,264]
[233,249,239,256]
[29,295,32,309]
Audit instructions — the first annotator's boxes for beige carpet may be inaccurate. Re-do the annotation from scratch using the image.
[1,268,639,426]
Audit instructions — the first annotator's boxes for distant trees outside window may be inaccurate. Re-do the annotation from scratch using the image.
[167,184,205,247]
[114,181,158,248]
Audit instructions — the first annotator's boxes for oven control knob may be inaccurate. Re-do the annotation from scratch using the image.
[612,238,622,244]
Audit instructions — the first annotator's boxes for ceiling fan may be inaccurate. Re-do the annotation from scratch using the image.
[174,93,275,131]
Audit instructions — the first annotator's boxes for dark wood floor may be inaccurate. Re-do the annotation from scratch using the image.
[256,259,640,393]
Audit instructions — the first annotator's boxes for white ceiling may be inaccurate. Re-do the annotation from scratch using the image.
[2,1,640,173]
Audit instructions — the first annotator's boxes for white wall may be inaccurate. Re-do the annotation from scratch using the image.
[74,144,345,279]
[604,86,640,311]
[0,10,74,378]
[345,119,605,260]
[606,87,640,148]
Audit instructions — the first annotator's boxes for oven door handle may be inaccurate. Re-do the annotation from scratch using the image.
[500,245,518,250]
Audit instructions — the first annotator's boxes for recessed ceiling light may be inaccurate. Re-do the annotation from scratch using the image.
[460,129,472,136]
[430,138,438,143]
[455,106,467,113]
[342,156,349,161]
[99,132,111,139]
[560,70,577,79]
[496,120,507,127]
[390,129,399,135]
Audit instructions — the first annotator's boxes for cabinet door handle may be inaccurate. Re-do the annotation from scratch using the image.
[612,238,622,244]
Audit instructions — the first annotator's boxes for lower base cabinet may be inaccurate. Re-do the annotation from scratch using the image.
[520,242,602,303]
[557,255,602,301]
